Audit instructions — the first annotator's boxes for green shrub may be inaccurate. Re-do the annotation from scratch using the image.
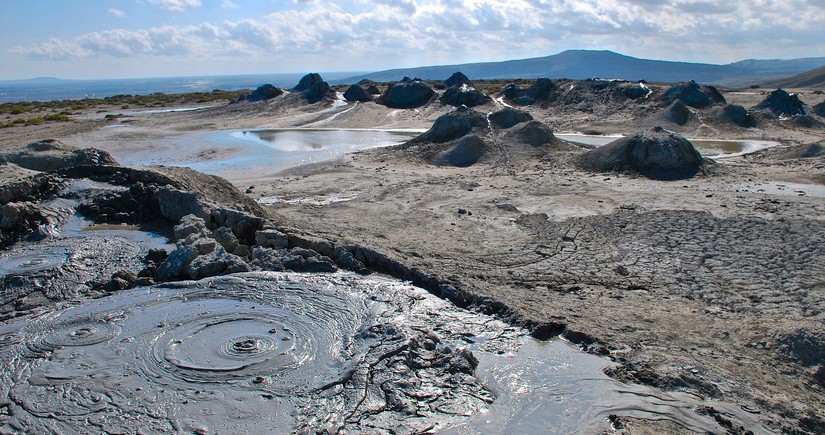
[25,116,44,125]
[44,113,70,122]
[11,118,25,125]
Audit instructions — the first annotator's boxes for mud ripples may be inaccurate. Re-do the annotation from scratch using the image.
[0,270,774,433]
[0,247,69,278]
[0,272,497,433]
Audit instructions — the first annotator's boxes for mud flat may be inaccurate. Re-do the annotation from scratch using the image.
[2,77,825,433]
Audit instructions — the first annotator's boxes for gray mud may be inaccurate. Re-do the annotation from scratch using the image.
[0,272,771,434]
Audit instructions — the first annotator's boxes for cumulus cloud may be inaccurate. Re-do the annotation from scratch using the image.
[10,0,825,67]
[148,0,202,11]
[108,8,127,18]
[221,0,240,9]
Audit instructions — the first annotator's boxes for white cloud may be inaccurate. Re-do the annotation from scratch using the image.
[9,0,825,70]
[108,8,127,18]
[148,0,202,11]
[221,0,240,9]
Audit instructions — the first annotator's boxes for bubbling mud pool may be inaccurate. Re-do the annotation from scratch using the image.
[0,270,770,433]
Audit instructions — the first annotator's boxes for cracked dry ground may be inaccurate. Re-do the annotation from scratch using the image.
[262,153,825,433]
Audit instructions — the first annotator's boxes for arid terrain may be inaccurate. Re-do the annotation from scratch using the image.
[2,76,825,433]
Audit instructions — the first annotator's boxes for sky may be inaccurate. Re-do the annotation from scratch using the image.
[1,0,824,80]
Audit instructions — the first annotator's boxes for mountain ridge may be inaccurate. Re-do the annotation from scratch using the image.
[338,50,825,87]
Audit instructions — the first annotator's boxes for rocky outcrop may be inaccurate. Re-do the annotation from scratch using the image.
[489,107,533,129]
[246,84,283,102]
[501,78,555,106]
[0,139,118,172]
[753,89,808,116]
[661,81,726,108]
[344,84,373,102]
[715,104,757,128]
[664,100,698,126]
[445,72,472,88]
[440,85,492,108]
[0,202,47,249]
[377,81,436,109]
[366,85,382,95]
[413,106,488,143]
[578,127,705,180]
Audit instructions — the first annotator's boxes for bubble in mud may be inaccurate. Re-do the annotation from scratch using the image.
[25,319,121,356]
[159,316,298,374]
[0,247,69,277]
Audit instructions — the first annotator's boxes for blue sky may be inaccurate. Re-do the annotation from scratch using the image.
[1,0,824,80]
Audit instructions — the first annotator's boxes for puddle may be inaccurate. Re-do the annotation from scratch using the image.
[0,247,70,278]
[735,181,825,198]
[82,128,417,179]
[691,139,777,158]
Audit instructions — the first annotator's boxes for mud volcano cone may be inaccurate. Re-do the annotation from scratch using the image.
[578,127,704,180]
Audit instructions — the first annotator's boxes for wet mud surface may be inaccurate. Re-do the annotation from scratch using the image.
[0,271,771,434]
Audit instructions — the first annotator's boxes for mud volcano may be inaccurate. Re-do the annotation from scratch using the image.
[578,127,704,180]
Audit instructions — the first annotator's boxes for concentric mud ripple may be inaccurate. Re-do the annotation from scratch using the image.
[23,318,122,357]
[0,247,69,277]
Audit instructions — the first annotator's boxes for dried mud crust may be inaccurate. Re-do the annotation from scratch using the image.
[259,150,825,432]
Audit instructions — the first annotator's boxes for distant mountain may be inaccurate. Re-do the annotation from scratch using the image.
[761,65,825,88]
[339,50,825,88]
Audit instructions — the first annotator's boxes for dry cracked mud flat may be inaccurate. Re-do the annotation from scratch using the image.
[2,76,825,433]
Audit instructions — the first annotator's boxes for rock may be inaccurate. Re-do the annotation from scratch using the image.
[661,80,726,108]
[440,85,492,108]
[753,89,808,116]
[501,78,555,106]
[0,139,118,172]
[445,72,472,88]
[489,107,533,129]
[211,208,264,244]
[212,226,239,252]
[578,127,704,180]
[436,135,488,167]
[155,245,199,282]
[293,73,324,92]
[251,246,336,273]
[366,85,381,95]
[716,104,757,128]
[0,202,46,248]
[193,238,219,255]
[233,244,252,259]
[255,228,289,249]
[377,81,436,109]
[414,106,488,143]
[188,246,251,280]
[173,214,211,243]
[246,84,283,102]
[104,270,138,291]
[146,248,168,265]
[343,84,373,102]
[333,245,368,273]
[155,188,212,224]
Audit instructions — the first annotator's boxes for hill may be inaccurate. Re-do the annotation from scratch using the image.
[761,64,825,88]
[339,50,825,87]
